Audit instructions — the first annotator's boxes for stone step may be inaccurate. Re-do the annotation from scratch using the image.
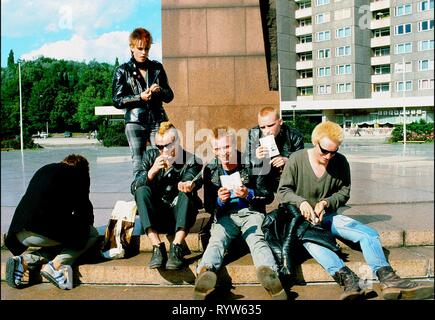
[2,246,433,286]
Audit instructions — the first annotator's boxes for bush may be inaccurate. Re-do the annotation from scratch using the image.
[389,120,434,143]
[97,121,129,147]
[285,116,317,143]
[1,132,38,150]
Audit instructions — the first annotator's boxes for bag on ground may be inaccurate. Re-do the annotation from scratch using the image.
[101,200,137,259]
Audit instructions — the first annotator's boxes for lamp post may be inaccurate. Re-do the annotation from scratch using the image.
[19,63,23,152]
[292,104,296,126]
[402,56,406,145]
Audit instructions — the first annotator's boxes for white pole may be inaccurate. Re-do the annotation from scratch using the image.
[278,63,282,119]
[19,63,23,152]
[402,56,406,145]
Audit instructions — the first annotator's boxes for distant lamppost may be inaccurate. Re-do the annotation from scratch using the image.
[292,104,297,126]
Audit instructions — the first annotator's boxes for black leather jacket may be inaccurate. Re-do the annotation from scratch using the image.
[112,58,174,125]
[262,203,341,276]
[131,148,203,206]
[201,152,274,218]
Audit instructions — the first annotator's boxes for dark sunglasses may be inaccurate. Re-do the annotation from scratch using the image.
[318,144,339,155]
[156,142,173,150]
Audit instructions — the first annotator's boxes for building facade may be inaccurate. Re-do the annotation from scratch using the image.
[274,0,434,127]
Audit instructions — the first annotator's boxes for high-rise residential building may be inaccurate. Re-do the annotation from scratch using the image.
[273,0,434,127]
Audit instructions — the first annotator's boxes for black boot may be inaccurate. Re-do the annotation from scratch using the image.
[256,266,287,300]
[166,242,185,270]
[332,266,364,300]
[376,266,434,300]
[149,243,167,269]
[193,266,217,300]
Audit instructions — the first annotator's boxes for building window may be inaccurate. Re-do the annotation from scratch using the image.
[395,4,412,16]
[396,81,413,92]
[373,65,390,75]
[299,69,313,78]
[317,85,332,94]
[336,83,352,93]
[298,0,311,9]
[373,46,390,56]
[298,52,312,61]
[395,23,412,35]
[336,46,351,57]
[336,27,351,38]
[336,64,352,75]
[372,28,390,37]
[316,0,330,6]
[298,87,313,96]
[418,0,434,11]
[317,48,331,59]
[394,61,412,73]
[418,19,435,31]
[316,30,331,42]
[298,18,312,27]
[419,39,435,51]
[418,79,434,90]
[395,42,412,54]
[373,83,390,92]
[418,59,434,71]
[315,13,330,24]
[298,35,312,43]
[317,67,331,77]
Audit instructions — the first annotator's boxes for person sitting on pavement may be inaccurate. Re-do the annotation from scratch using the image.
[5,154,98,290]
[193,126,287,300]
[277,121,434,300]
[245,107,304,192]
[131,121,203,270]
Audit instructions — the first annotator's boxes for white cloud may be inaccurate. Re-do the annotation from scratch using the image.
[20,32,162,64]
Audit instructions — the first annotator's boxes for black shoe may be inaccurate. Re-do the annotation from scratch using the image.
[376,266,434,300]
[149,243,167,269]
[193,266,217,300]
[166,242,185,270]
[332,266,364,300]
[256,266,287,300]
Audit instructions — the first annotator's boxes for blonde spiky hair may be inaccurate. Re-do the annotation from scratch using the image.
[311,121,344,145]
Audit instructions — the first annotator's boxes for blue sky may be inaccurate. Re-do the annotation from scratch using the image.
[1,0,162,67]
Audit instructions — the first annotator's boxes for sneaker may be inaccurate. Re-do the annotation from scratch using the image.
[256,266,287,300]
[6,256,25,288]
[40,261,73,290]
[166,243,185,270]
[193,266,217,300]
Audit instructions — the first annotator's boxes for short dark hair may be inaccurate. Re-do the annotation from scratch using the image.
[62,154,89,173]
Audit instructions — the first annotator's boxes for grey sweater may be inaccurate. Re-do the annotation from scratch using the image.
[277,149,351,213]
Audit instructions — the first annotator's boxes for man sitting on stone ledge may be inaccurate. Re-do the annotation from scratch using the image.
[193,126,287,300]
[131,121,203,270]
[278,121,433,300]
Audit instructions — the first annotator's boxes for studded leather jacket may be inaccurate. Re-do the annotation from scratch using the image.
[112,58,174,125]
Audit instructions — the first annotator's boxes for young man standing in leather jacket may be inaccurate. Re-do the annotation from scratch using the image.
[131,122,202,270]
[112,27,174,177]
[278,121,433,300]
[193,127,287,300]
[245,107,304,192]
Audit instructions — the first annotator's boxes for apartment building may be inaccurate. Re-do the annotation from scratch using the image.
[275,0,434,127]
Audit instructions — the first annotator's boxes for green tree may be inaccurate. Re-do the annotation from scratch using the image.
[75,86,104,131]
[7,50,15,68]
[50,92,79,131]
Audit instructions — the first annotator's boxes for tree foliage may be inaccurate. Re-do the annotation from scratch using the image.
[1,55,116,141]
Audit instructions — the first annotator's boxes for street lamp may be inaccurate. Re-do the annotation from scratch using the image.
[292,104,297,126]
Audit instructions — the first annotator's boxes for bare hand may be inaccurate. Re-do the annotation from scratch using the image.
[149,83,161,93]
[148,155,168,180]
[255,146,268,159]
[218,187,231,203]
[178,181,195,193]
[140,88,152,101]
[234,185,248,199]
[299,201,318,224]
[313,200,327,223]
[270,156,288,168]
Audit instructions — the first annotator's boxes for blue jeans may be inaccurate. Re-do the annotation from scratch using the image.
[303,213,390,275]
[197,208,277,273]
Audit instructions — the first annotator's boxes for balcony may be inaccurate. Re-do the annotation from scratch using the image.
[370,17,391,30]
[297,95,313,101]
[371,55,391,65]
[371,74,391,83]
[296,60,313,70]
[372,91,391,98]
[370,0,390,11]
[371,36,390,47]
[296,25,313,36]
[296,78,313,87]
[296,42,313,53]
[295,7,312,19]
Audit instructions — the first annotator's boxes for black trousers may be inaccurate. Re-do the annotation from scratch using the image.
[135,186,199,234]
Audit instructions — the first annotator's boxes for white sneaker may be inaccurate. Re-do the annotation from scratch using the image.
[41,261,73,290]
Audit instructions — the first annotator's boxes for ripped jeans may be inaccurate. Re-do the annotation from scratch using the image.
[303,213,390,275]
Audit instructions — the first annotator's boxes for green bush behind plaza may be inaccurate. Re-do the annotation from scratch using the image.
[97,121,129,147]
[389,120,434,143]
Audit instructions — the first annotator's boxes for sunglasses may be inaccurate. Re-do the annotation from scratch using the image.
[156,142,174,150]
[318,144,339,156]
